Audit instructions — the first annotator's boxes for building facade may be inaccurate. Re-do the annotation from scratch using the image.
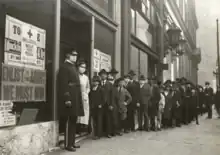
[0,0,121,154]
[121,0,160,79]
[0,0,201,155]
[163,0,201,83]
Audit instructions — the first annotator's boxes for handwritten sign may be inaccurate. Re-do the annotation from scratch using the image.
[4,15,46,70]
[0,101,16,127]
[1,64,46,101]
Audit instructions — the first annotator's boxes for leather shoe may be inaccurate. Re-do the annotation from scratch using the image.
[73,144,80,149]
[66,147,76,152]
[107,135,112,138]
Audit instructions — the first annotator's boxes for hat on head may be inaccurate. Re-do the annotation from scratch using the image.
[128,70,136,76]
[99,69,108,75]
[205,81,210,85]
[92,75,100,82]
[76,58,86,67]
[108,68,119,75]
[124,74,131,79]
[117,77,125,83]
[139,75,146,81]
[66,50,78,56]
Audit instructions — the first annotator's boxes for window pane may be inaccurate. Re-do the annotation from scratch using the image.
[130,45,139,77]
[136,12,152,47]
[86,0,113,18]
[140,50,148,77]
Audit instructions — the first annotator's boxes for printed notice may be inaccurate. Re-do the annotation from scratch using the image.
[0,101,16,127]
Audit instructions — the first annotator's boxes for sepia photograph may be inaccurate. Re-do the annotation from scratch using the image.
[0,0,219,155]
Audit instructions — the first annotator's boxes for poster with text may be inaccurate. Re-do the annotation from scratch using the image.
[4,15,46,70]
[100,52,111,72]
[0,101,16,127]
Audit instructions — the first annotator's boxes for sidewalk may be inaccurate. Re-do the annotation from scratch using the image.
[44,113,220,155]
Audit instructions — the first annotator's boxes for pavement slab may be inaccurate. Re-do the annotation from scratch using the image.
[45,113,220,155]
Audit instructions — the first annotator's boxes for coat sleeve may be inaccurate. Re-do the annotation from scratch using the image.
[125,89,132,105]
[58,66,71,102]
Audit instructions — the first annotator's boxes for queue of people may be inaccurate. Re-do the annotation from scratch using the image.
[57,50,219,152]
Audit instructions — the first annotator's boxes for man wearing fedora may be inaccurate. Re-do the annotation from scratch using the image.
[204,81,214,119]
[99,69,115,138]
[125,70,140,132]
[58,50,84,152]
[137,75,151,131]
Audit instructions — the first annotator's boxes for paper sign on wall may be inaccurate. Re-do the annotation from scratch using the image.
[93,49,111,72]
[0,101,16,127]
[4,15,46,70]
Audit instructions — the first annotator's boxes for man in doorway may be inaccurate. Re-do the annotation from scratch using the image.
[58,50,84,152]
[204,82,214,119]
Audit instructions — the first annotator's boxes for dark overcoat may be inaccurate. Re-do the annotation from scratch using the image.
[163,91,173,120]
[57,61,84,118]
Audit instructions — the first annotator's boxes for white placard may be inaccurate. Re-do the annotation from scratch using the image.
[93,49,101,59]
[100,52,111,72]
[0,101,16,127]
[4,15,46,70]
[93,58,100,71]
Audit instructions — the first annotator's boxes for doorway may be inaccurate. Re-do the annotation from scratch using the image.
[58,0,92,144]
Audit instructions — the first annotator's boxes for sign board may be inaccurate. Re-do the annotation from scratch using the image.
[0,101,16,127]
[1,64,46,101]
[93,49,111,72]
[4,15,46,70]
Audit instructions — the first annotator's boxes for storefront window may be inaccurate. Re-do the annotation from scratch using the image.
[140,50,148,77]
[0,1,55,127]
[136,12,152,47]
[86,0,114,18]
[130,45,140,77]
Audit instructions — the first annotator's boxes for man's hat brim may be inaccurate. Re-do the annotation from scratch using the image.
[99,69,108,75]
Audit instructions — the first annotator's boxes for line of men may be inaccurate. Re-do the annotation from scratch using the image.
[57,49,217,152]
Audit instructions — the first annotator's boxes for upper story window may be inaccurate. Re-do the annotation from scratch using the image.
[85,0,114,18]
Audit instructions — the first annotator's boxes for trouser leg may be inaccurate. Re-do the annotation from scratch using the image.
[64,116,77,148]
[138,108,143,130]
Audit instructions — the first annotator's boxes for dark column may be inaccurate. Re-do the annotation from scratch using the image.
[121,0,131,75]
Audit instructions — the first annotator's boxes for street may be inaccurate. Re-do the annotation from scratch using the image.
[46,113,220,155]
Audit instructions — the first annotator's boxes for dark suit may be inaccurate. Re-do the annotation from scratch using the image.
[204,87,214,118]
[184,88,192,124]
[126,80,140,131]
[172,90,182,126]
[100,80,115,136]
[89,86,104,137]
[116,87,132,131]
[58,61,84,148]
[137,83,151,130]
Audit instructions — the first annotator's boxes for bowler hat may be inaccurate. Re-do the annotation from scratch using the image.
[76,59,86,67]
[139,75,146,81]
[128,70,136,76]
[124,74,131,79]
[205,81,210,85]
[117,77,125,83]
[92,75,100,82]
[99,69,108,75]
[109,68,119,75]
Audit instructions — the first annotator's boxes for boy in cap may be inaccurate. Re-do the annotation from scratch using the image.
[89,76,104,139]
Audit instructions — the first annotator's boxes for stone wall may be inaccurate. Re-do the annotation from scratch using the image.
[0,121,58,155]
